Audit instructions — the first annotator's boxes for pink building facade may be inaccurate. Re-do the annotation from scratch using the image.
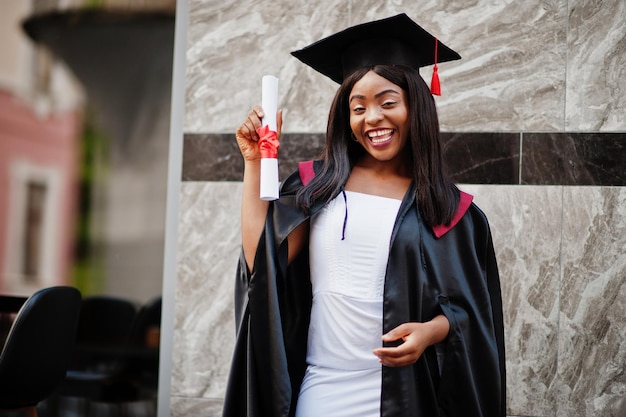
[0,88,81,295]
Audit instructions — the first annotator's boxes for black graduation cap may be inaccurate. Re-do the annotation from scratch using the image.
[291,13,461,94]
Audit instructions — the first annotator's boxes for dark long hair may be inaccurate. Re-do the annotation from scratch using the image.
[296,65,459,227]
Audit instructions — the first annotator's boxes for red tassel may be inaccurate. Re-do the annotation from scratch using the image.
[430,38,441,96]
[430,64,441,96]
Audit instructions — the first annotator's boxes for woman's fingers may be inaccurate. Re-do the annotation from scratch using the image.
[373,322,429,367]
[374,343,419,367]
[238,108,261,139]
[248,106,265,138]
[236,106,282,161]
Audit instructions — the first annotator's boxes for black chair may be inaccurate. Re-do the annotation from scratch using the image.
[126,296,161,394]
[0,286,82,417]
[128,296,161,348]
[56,295,163,412]
[61,295,140,402]
[74,295,138,348]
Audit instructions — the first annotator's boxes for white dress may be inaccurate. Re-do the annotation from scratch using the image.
[295,191,401,417]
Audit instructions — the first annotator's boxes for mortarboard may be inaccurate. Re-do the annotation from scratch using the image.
[291,13,461,94]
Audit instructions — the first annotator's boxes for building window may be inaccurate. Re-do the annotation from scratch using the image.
[4,161,60,293]
[22,181,48,283]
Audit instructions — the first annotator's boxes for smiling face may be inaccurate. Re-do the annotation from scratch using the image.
[348,70,411,168]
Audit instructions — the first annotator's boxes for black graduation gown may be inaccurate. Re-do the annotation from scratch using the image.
[222,160,506,417]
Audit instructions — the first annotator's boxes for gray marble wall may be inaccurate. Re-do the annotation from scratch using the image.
[171,1,626,416]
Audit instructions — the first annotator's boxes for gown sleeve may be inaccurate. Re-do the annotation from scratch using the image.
[435,205,506,417]
[223,169,313,417]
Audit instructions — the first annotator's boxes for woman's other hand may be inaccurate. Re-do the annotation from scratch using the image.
[373,315,449,367]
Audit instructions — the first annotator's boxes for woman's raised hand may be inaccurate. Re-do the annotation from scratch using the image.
[235,106,283,162]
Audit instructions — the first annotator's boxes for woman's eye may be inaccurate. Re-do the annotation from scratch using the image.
[352,106,365,113]
[382,101,396,107]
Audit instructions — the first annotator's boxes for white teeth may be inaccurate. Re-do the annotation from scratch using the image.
[367,129,393,143]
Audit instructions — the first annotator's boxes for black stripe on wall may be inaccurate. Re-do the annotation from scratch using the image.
[182,132,625,186]
[521,133,625,185]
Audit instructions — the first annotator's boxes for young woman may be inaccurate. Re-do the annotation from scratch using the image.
[223,14,505,417]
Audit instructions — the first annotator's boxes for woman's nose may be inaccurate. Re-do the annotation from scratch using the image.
[365,107,383,124]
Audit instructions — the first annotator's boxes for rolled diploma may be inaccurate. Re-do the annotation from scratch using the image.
[259,75,279,201]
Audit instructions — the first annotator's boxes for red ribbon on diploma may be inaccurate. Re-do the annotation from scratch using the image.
[257,124,280,159]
